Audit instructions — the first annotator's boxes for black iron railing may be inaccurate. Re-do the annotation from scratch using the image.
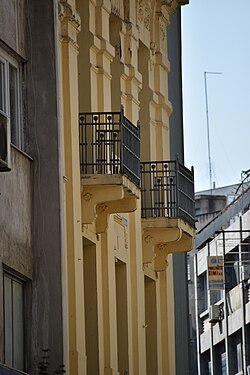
[141,160,195,226]
[79,107,140,187]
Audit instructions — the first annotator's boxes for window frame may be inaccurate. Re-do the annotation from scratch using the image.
[0,55,7,114]
[3,267,26,372]
[0,47,22,150]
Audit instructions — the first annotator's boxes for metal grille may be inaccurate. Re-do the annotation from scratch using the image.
[79,107,140,187]
[141,160,195,226]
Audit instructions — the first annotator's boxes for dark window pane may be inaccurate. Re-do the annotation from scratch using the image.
[0,60,6,113]
[9,64,20,147]
[4,274,13,367]
[3,273,25,371]
[13,280,24,370]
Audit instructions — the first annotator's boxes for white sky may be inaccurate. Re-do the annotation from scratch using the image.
[181,0,250,192]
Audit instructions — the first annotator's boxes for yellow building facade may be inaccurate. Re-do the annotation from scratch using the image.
[58,1,194,374]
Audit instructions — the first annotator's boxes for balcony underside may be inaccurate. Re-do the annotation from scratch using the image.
[142,217,195,271]
[81,174,140,233]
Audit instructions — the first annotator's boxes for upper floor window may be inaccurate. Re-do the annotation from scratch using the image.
[0,48,22,149]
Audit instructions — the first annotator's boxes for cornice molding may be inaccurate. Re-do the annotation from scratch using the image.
[59,0,81,31]
[162,0,189,14]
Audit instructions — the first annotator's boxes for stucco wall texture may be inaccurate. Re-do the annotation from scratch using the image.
[0,148,32,277]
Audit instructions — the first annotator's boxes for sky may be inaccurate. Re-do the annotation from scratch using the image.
[181,0,250,193]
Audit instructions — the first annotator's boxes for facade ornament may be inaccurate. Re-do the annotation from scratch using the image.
[138,0,144,24]
[111,0,124,18]
[161,0,189,14]
[137,0,152,31]
[124,228,128,249]
[59,0,81,30]
[97,204,108,213]
[150,42,157,55]
[144,235,153,244]
[158,243,167,251]
[83,192,92,202]
[159,18,166,41]
[58,0,81,50]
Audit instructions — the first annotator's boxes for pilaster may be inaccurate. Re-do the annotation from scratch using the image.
[59,1,87,374]
[158,270,169,374]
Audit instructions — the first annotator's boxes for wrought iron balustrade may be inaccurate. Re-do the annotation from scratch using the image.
[141,160,195,226]
[79,107,140,187]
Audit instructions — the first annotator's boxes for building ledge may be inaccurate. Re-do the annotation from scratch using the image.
[81,174,140,233]
[141,217,194,271]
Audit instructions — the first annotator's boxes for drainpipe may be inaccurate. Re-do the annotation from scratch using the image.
[222,230,230,374]
[194,252,201,375]
[240,216,247,373]
[207,242,215,375]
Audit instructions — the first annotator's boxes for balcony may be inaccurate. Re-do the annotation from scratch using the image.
[141,160,195,270]
[79,108,140,232]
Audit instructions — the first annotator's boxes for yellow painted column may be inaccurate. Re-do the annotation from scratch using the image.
[127,205,147,375]
[166,255,176,375]
[157,269,171,375]
[59,2,87,374]
[134,207,147,374]
[99,231,113,375]
[101,224,120,375]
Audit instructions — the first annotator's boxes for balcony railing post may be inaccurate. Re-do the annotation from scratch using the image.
[191,165,195,219]
[175,158,180,218]
[137,120,141,186]
[120,105,124,174]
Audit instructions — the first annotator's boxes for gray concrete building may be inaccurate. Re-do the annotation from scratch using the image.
[189,184,250,374]
[0,1,63,374]
[168,6,193,374]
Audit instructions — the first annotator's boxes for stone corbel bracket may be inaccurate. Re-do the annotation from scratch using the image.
[96,197,137,234]
[142,218,194,271]
[81,174,140,233]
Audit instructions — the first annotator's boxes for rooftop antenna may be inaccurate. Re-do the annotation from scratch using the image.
[204,71,222,190]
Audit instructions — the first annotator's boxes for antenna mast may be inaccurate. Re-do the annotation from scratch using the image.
[204,71,222,190]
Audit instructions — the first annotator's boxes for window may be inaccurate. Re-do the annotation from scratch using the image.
[198,272,208,313]
[237,343,243,373]
[0,48,22,149]
[208,361,212,375]
[221,351,227,375]
[3,271,25,371]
